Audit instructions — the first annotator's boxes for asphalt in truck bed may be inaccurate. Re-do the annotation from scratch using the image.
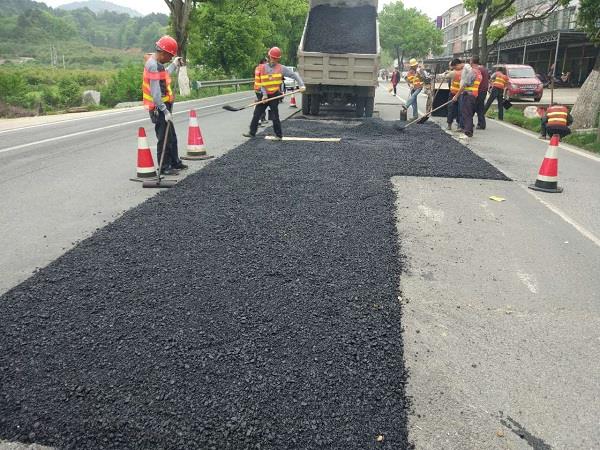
[0,118,507,449]
[303,5,378,54]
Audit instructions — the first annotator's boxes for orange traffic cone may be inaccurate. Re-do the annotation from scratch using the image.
[290,92,298,108]
[130,127,157,182]
[529,134,563,193]
[181,109,213,161]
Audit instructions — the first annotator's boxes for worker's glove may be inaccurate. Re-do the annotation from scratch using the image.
[163,110,173,122]
[299,86,306,92]
[172,56,184,67]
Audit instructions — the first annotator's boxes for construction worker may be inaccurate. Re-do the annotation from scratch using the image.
[484,66,509,120]
[446,58,464,131]
[143,35,186,175]
[243,47,305,141]
[403,59,423,119]
[452,59,482,140]
[470,56,488,130]
[254,57,267,126]
[539,104,573,140]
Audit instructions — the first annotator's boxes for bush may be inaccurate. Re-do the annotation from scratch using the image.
[58,78,82,107]
[0,72,28,106]
[101,63,143,107]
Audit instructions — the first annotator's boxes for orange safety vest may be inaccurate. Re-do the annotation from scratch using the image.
[142,66,174,111]
[407,69,423,89]
[254,64,263,91]
[258,63,283,95]
[464,68,482,97]
[546,105,568,128]
[450,70,462,95]
[492,72,509,89]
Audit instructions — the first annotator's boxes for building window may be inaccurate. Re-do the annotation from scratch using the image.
[468,20,474,32]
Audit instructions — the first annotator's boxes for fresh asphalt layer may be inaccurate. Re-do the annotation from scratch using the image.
[0,115,506,449]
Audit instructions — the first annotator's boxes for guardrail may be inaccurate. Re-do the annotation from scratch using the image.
[194,78,254,94]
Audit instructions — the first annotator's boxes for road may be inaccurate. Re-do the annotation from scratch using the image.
[388,82,600,448]
[0,91,300,295]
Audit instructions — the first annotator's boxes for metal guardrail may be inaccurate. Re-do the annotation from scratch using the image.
[194,79,254,93]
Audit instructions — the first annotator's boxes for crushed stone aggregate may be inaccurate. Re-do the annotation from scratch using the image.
[303,5,377,54]
[0,117,507,449]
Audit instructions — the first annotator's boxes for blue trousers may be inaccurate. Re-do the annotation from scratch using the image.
[405,88,422,119]
[447,92,463,128]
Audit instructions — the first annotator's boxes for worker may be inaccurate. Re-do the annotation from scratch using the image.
[446,58,464,131]
[539,104,573,140]
[452,59,482,140]
[243,47,305,141]
[484,66,509,121]
[254,57,268,126]
[390,67,401,96]
[470,56,489,130]
[143,35,185,175]
[403,59,423,119]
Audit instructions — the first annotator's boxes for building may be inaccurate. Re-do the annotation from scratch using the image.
[432,1,594,85]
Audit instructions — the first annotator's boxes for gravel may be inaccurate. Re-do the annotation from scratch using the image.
[303,5,377,54]
[0,118,507,449]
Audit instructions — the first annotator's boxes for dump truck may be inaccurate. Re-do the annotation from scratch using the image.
[297,0,380,117]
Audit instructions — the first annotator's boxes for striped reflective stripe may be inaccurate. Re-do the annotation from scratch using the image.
[493,73,508,89]
[547,106,568,127]
[258,64,283,94]
[451,72,461,94]
[142,67,174,110]
[407,72,423,88]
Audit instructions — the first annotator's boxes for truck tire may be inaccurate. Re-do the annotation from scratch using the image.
[302,93,311,115]
[365,97,375,118]
[310,94,320,115]
[355,97,365,117]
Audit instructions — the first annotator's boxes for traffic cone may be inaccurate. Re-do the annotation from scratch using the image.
[130,127,157,182]
[181,109,213,161]
[290,92,298,108]
[529,134,563,193]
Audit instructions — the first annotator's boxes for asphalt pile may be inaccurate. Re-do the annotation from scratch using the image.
[303,5,377,54]
[0,118,507,449]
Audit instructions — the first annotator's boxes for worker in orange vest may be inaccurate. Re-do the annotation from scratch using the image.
[143,35,185,175]
[403,58,423,119]
[484,67,509,120]
[540,104,573,140]
[452,60,482,139]
[254,57,267,126]
[243,47,304,141]
[446,58,464,131]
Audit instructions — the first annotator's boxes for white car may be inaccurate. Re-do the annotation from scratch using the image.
[284,66,299,91]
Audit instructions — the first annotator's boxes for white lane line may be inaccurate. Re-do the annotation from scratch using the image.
[485,115,600,163]
[517,271,538,294]
[0,95,255,155]
[0,91,253,135]
[522,185,600,249]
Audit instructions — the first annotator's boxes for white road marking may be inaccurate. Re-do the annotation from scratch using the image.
[0,95,256,155]
[517,272,538,294]
[417,204,445,223]
[522,185,600,249]
[0,91,254,135]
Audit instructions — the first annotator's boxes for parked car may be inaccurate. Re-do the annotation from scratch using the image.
[494,64,544,102]
[284,66,298,91]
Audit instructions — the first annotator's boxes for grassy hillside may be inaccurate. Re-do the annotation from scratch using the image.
[59,0,142,17]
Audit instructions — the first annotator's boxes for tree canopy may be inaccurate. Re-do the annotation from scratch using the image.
[379,2,443,64]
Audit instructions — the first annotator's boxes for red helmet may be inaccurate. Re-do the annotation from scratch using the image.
[156,36,178,56]
[268,47,282,60]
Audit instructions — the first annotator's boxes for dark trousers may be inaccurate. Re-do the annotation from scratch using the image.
[256,92,266,122]
[475,90,486,129]
[484,88,504,121]
[541,119,571,139]
[447,92,463,128]
[392,83,398,95]
[250,94,282,138]
[153,106,180,170]
[460,93,477,136]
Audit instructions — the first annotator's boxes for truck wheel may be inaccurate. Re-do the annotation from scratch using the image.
[355,97,365,117]
[365,97,375,118]
[310,94,320,115]
[302,93,311,115]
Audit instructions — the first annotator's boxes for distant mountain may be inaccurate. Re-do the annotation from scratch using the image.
[58,0,142,17]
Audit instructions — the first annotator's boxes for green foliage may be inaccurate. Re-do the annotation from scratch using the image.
[188,0,308,77]
[563,132,600,153]
[577,0,600,45]
[100,64,143,107]
[379,2,443,60]
[0,72,28,106]
[486,107,541,132]
[58,78,82,107]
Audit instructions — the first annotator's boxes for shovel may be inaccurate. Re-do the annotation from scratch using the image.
[222,89,304,112]
[395,99,453,132]
[143,120,178,189]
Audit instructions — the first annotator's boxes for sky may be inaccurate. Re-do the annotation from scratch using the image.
[44,0,460,19]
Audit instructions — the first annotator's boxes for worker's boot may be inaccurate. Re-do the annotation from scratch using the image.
[242,132,256,138]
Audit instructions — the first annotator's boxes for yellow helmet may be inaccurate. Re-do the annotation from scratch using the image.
[409,58,418,67]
